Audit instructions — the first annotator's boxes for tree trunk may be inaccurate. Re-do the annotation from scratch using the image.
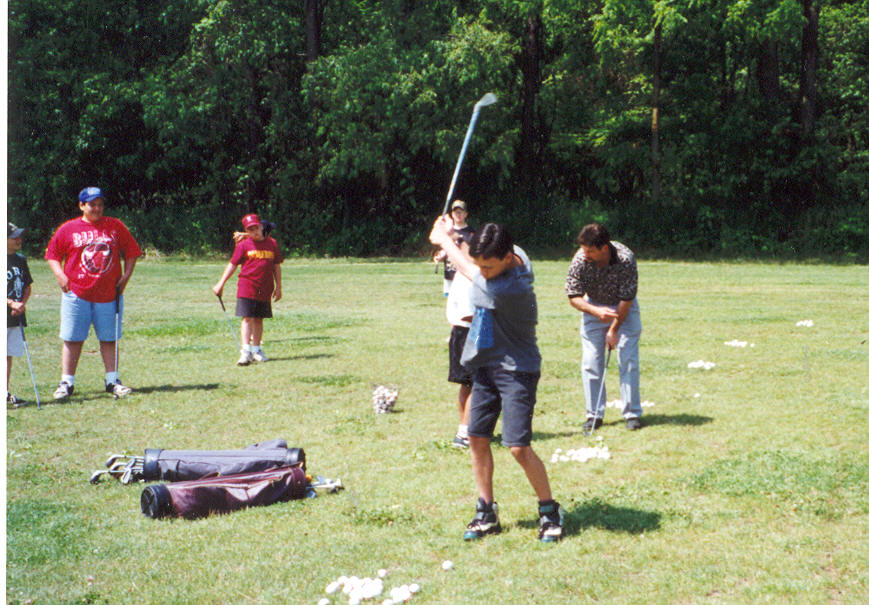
[650,22,662,203]
[305,0,322,62]
[757,38,780,105]
[518,14,542,185]
[799,0,819,139]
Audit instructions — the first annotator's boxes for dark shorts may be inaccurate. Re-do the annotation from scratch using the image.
[448,326,473,386]
[235,297,272,319]
[468,367,540,447]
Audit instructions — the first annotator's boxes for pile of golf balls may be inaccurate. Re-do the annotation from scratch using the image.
[724,339,754,347]
[795,319,814,327]
[550,446,611,463]
[323,572,419,604]
[688,360,716,370]
[372,385,398,413]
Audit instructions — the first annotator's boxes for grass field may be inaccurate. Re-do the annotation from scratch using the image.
[5,257,868,604]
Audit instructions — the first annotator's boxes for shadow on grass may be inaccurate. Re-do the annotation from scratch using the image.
[517,498,661,535]
[640,413,713,427]
[61,383,222,402]
[266,353,336,362]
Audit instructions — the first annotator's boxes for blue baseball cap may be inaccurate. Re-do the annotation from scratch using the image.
[78,187,104,203]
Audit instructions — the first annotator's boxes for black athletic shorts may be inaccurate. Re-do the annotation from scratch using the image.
[235,297,273,319]
[468,367,540,447]
[448,326,473,386]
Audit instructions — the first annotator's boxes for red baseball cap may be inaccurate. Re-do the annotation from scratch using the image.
[241,214,261,228]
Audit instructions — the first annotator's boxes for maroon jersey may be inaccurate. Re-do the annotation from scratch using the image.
[230,237,283,301]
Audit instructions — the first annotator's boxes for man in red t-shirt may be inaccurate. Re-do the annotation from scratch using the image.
[212,213,283,365]
[45,187,143,400]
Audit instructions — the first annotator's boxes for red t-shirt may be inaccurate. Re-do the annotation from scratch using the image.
[230,237,283,301]
[45,216,143,303]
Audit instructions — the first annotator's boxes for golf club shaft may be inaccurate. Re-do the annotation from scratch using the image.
[589,347,612,436]
[443,109,483,216]
[217,294,242,349]
[114,289,121,374]
[20,326,40,409]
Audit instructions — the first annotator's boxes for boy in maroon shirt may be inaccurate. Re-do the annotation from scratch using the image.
[212,214,283,365]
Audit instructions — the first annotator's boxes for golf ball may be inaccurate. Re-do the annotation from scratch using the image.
[318,599,330,605]
[442,560,454,570]
[377,568,387,578]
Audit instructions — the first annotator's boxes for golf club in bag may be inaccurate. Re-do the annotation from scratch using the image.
[585,347,612,437]
[90,439,305,484]
[141,464,309,519]
[19,325,40,409]
[216,293,242,350]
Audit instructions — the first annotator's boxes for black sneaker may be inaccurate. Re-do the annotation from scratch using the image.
[582,417,603,432]
[463,499,501,541]
[7,392,25,408]
[625,418,643,431]
[538,500,564,543]
[53,381,74,400]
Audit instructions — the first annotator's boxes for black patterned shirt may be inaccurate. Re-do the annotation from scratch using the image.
[565,241,638,305]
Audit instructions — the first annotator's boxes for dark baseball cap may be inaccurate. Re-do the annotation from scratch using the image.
[8,222,24,238]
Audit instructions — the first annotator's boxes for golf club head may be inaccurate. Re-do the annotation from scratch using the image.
[475,92,497,110]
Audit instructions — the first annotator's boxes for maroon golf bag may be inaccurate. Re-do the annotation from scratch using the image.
[140,464,308,519]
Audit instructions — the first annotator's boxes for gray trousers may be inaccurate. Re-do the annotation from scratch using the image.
[580,300,642,420]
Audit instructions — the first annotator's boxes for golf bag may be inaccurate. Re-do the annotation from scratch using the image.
[141,464,308,519]
[143,438,305,481]
[91,439,305,484]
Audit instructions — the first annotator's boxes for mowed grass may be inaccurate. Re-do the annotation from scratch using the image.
[6,257,868,604]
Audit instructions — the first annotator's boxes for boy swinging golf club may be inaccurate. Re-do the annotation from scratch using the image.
[429,215,564,543]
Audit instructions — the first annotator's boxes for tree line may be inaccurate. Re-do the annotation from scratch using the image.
[8,0,868,259]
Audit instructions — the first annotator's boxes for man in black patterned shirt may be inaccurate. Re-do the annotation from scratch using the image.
[565,223,643,431]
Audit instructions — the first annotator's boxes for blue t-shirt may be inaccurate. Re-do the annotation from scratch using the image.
[461,246,541,373]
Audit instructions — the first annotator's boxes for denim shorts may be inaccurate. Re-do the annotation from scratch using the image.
[468,366,540,447]
[7,327,24,357]
[60,291,122,342]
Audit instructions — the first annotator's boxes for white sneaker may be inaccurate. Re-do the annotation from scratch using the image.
[106,381,133,398]
[53,381,74,400]
[237,350,253,366]
[251,350,269,363]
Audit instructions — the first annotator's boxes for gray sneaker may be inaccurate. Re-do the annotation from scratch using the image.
[538,501,564,543]
[106,381,133,398]
[251,350,269,363]
[463,499,501,540]
[53,381,74,400]
[237,350,253,366]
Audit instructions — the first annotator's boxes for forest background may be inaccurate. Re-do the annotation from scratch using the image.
[8,0,868,259]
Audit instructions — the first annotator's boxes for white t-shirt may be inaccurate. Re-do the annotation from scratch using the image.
[446,270,474,327]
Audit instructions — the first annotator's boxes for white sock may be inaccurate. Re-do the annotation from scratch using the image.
[252,345,262,353]
[242,344,252,352]
[62,374,75,386]
[457,424,468,438]
[105,371,119,384]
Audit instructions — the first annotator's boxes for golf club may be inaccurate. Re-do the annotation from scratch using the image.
[441,92,498,216]
[216,293,242,349]
[19,325,40,409]
[585,347,612,437]
[114,288,120,396]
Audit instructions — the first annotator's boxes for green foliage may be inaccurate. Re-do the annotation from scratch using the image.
[7,0,869,259]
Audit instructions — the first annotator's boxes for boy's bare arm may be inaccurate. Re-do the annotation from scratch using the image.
[212,262,238,297]
[429,216,477,280]
[47,259,70,292]
[272,265,282,302]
